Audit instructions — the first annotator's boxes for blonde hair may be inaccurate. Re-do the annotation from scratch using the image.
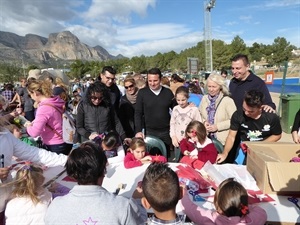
[27,80,53,98]
[2,164,45,205]
[128,137,146,152]
[206,73,230,96]
[55,77,68,92]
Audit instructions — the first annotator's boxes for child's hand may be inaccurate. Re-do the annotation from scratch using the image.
[132,184,143,199]
[183,150,190,156]
[172,137,179,147]
[0,167,10,180]
[141,156,152,164]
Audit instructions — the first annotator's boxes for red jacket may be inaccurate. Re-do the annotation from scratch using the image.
[124,152,167,169]
[179,138,218,164]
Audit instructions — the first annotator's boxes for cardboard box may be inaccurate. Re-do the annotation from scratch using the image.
[245,142,300,194]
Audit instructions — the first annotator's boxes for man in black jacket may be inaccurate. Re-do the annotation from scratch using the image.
[97,66,121,115]
[134,68,175,158]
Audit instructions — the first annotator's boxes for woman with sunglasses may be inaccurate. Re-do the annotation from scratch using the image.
[119,77,139,138]
[76,82,125,143]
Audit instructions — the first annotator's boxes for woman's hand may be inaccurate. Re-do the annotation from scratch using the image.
[89,132,98,140]
[24,121,32,128]
[206,124,218,133]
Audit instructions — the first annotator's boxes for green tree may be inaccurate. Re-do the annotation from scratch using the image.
[212,40,231,70]
[229,36,249,57]
[268,37,294,66]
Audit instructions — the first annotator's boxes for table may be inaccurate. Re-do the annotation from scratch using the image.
[43,163,300,224]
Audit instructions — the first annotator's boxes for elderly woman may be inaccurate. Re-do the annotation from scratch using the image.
[119,77,139,138]
[198,73,236,145]
[76,82,124,142]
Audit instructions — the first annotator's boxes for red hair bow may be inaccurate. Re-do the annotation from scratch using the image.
[240,204,249,215]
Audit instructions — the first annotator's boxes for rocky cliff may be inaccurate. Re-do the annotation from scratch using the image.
[0,30,119,65]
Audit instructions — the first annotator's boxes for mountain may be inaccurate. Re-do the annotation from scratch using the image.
[0,30,122,66]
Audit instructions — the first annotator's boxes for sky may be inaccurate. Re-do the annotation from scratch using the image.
[0,0,299,58]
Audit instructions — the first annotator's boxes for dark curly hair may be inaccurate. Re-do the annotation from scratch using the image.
[85,81,111,107]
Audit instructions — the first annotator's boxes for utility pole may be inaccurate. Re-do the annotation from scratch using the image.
[204,0,216,73]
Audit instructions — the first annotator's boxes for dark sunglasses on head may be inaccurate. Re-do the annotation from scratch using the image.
[124,84,134,89]
[91,96,103,101]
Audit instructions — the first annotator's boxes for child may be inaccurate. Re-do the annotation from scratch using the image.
[93,130,125,164]
[180,120,217,164]
[124,138,167,169]
[141,162,185,224]
[5,124,37,146]
[4,163,52,225]
[180,178,267,225]
[170,86,202,149]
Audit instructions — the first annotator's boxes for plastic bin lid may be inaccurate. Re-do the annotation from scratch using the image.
[280,93,300,100]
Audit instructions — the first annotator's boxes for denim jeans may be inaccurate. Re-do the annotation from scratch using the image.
[44,143,73,155]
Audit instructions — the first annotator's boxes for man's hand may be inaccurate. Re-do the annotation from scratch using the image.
[135,132,144,139]
[262,105,275,113]
[292,131,300,144]
[216,152,228,164]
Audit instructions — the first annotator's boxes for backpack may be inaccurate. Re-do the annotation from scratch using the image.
[44,104,77,144]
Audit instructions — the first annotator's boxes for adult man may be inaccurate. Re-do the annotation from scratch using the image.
[229,54,276,110]
[135,68,174,158]
[45,142,147,225]
[216,90,282,165]
[97,66,121,114]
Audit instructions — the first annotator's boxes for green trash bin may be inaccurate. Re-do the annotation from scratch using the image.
[280,93,300,133]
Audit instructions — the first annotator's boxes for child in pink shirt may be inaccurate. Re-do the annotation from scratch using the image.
[179,178,267,225]
[124,138,167,169]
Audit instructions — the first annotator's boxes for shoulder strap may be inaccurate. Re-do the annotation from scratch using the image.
[215,96,225,112]
[42,103,63,139]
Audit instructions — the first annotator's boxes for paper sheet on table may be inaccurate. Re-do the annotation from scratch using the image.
[200,161,258,190]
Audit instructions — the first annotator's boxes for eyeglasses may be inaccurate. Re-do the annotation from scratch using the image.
[105,76,116,81]
[124,84,134,89]
[91,96,103,101]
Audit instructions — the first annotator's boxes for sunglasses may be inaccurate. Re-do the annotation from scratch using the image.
[124,84,134,89]
[91,96,103,101]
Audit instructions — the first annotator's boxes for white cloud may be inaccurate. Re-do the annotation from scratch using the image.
[225,21,238,26]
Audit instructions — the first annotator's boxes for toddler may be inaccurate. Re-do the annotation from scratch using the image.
[180,120,217,164]
[4,163,52,225]
[180,178,267,225]
[124,138,167,169]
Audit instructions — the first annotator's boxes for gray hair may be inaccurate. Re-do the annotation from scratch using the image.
[206,73,230,96]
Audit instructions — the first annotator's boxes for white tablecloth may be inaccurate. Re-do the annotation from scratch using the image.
[44,162,300,224]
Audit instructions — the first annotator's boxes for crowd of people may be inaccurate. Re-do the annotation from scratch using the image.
[0,53,298,225]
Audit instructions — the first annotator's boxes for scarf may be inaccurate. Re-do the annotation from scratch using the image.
[126,88,138,104]
[206,94,219,127]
